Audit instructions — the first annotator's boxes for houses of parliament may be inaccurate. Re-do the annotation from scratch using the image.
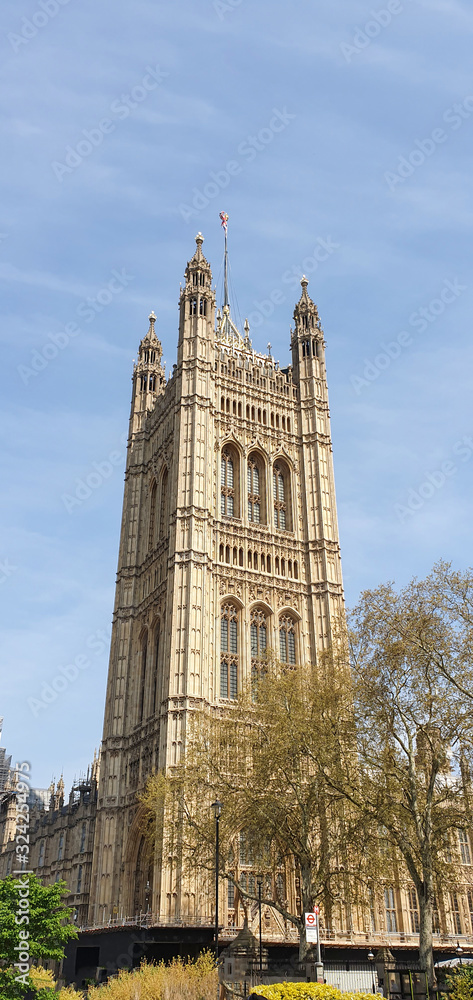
[1,233,472,981]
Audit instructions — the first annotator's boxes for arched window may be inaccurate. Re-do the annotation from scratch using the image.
[148,481,157,551]
[248,456,261,523]
[251,607,268,697]
[138,633,148,723]
[221,450,235,517]
[273,462,291,530]
[279,615,296,665]
[151,623,160,716]
[80,823,86,854]
[159,469,169,539]
[220,604,239,700]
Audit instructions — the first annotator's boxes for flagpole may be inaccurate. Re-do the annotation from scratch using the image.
[219,212,229,309]
[223,227,229,309]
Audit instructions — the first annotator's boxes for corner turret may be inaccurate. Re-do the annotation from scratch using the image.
[131,312,166,432]
[290,276,325,386]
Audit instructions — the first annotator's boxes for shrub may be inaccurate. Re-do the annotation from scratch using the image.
[86,952,217,1000]
[250,986,376,1000]
[446,967,473,1000]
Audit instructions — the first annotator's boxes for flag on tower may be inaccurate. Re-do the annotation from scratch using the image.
[219,211,229,232]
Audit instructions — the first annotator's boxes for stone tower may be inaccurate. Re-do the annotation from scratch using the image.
[88,234,344,925]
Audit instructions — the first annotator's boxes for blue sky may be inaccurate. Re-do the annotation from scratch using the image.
[1,0,472,792]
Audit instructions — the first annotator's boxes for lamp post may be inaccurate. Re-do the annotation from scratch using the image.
[368,950,376,994]
[456,941,463,965]
[211,800,223,969]
[257,880,263,975]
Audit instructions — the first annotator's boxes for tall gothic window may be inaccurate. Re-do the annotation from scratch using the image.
[151,624,160,717]
[279,615,296,665]
[138,633,148,723]
[159,469,168,539]
[459,830,472,865]
[273,464,288,529]
[148,481,157,551]
[220,603,239,699]
[248,456,262,523]
[384,887,397,932]
[221,451,235,517]
[408,886,420,933]
[451,891,462,934]
[467,889,473,933]
[251,607,268,696]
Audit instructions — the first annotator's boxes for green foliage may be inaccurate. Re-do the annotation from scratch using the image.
[446,966,473,1000]
[0,873,77,998]
[0,873,77,966]
[250,984,375,1000]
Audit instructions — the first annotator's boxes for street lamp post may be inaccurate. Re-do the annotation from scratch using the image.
[211,800,223,970]
[257,881,263,974]
[368,950,376,994]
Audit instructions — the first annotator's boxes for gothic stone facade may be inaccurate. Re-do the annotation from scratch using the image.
[88,234,344,926]
[2,237,473,959]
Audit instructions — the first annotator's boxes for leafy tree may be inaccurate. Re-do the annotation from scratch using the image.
[446,965,473,1000]
[141,660,367,961]
[0,873,77,998]
[318,566,473,989]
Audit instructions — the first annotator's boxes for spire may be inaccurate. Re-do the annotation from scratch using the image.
[184,233,212,286]
[300,275,309,302]
[139,311,162,355]
[132,311,166,420]
[292,275,322,334]
[291,275,325,378]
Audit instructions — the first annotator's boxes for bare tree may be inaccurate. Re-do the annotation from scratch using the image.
[141,660,366,961]
[318,568,473,988]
